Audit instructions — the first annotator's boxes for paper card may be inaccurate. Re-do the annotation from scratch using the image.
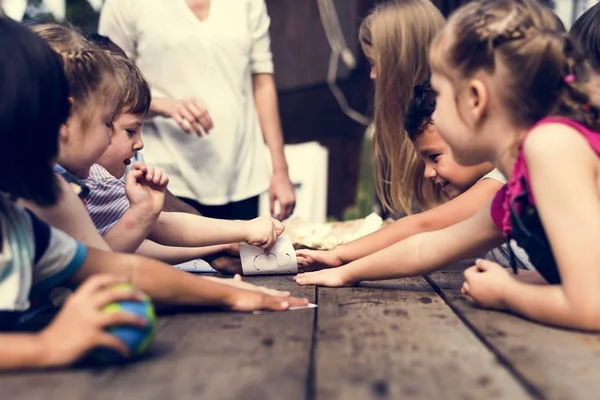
[252,303,317,314]
[174,258,215,273]
[239,235,298,275]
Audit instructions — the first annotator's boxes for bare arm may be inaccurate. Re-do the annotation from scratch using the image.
[98,164,166,253]
[253,74,287,177]
[0,275,149,371]
[163,190,201,215]
[478,125,600,330]
[253,73,295,220]
[136,239,231,264]
[295,204,503,286]
[147,212,281,250]
[70,248,307,311]
[72,249,231,306]
[148,213,250,247]
[20,177,111,251]
[0,335,47,370]
[102,207,157,253]
[344,204,502,282]
[334,178,503,263]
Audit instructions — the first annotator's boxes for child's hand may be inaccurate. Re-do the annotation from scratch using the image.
[225,288,309,312]
[293,267,353,287]
[38,275,148,367]
[125,162,168,215]
[461,259,515,310]
[296,249,343,272]
[243,216,285,252]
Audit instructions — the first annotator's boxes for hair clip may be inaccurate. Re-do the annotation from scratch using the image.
[582,103,591,112]
[564,74,575,84]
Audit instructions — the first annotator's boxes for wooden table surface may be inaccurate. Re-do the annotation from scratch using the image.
[3,271,600,400]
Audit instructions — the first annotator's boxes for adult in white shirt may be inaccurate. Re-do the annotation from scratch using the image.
[99,0,295,221]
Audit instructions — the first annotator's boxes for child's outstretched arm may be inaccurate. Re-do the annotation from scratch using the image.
[163,190,201,215]
[136,239,233,265]
[297,178,503,270]
[71,248,308,311]
[149,213,284,252]
[464,125,600,331]
[294,204,503,287]
[20,177,111,251]
[0,275,146,371]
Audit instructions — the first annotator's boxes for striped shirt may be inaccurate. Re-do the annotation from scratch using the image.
[0,195,87,330]
[83,164,130,236]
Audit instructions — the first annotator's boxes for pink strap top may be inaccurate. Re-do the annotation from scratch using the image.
[491,117,600,236]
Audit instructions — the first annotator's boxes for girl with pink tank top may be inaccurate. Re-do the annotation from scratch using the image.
[293,0,600,331]
[490,117,600,284]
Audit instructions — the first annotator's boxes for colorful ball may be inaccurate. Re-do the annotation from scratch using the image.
[92,283,156,363]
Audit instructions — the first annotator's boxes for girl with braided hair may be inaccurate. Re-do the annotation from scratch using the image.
[295,0,558,274]
[296,0,600,332]
[0,20,308,371]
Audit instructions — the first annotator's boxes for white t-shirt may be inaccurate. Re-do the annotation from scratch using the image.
[99,0,272,204]
[480,168,506,184]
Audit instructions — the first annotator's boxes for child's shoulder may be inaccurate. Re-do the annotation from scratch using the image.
[525,118,600,162]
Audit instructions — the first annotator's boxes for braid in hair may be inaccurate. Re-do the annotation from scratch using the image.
[554,34,600,130]
[57,48,113,102]
[32,23,120,121]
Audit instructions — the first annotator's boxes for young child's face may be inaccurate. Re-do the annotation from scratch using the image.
[61,101,114,178]
[97,112,144,178]
[430,72,483,167]
[413,123,494,199]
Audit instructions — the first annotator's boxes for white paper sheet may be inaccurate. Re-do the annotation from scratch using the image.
[239,236,298,275]
[252,303,317,314]
[173,258,215,273]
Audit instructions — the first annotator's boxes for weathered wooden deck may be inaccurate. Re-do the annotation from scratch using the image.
[3,271,600,400]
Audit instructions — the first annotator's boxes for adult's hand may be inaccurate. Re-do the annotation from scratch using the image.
[153,97,213,136]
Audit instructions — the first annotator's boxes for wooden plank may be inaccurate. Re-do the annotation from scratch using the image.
[427,270,600,400]
[1,277,315,400]
[1,369,114,400]
[94,276,315,400]
[314,277,532,400]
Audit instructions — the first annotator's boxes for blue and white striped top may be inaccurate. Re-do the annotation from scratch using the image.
[0,195,87,329]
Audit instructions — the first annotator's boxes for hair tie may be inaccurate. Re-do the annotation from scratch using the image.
[582,103,591,112]
[564,74,575,84]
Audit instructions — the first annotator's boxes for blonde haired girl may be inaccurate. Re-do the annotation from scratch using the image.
[360,0,445,214]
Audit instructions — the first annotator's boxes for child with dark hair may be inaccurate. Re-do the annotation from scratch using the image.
[297,76,533,271]
[301,0,600,332]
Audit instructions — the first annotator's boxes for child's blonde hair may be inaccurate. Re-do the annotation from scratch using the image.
[31,23,120,129]
[359,0,445,214]
[430,0,599,131]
